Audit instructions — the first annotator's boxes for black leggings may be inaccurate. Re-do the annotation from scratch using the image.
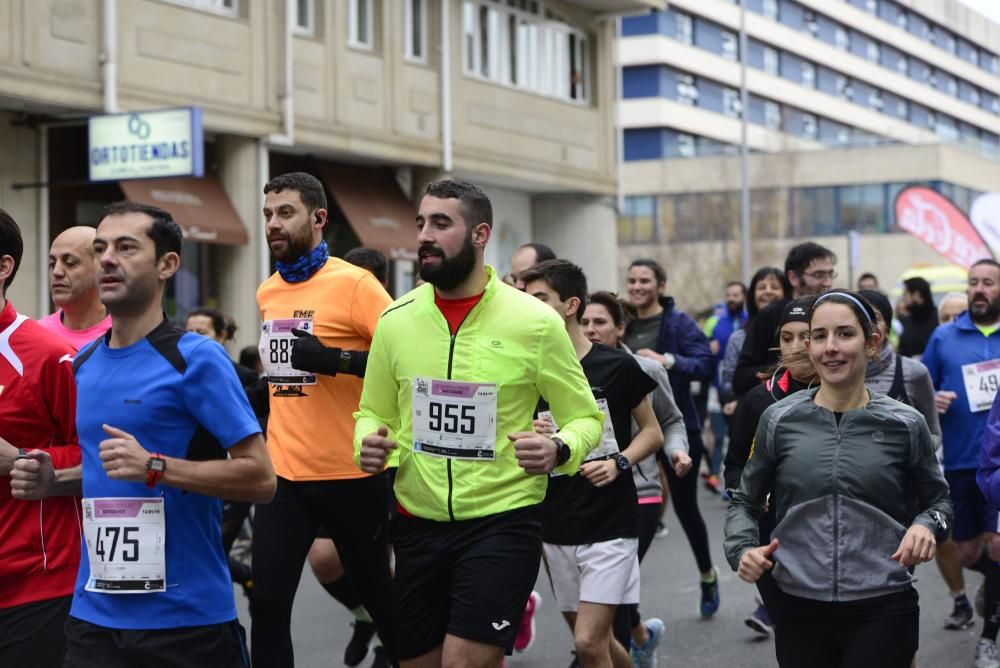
[658,430,713,574]
[613,502,662,647]
[250,475,395,668]
[774,611,918,668]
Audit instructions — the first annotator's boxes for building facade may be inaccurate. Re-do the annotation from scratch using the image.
[618,0,1000,310]
[0,0,659,349]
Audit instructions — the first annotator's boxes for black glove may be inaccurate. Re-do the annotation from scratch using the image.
[290,328,342,376]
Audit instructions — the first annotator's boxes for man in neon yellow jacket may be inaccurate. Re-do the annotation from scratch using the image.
[355,179,602,668]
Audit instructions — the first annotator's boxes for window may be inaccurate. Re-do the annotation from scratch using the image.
[840,185,886,234]
[801,60,816,88]
[164,0,237,15]
[958,39,979,67]
[801,113,818,139]
[791,187,837,236]
[349,0,373,48]
[803,11,819,37]
[617,196,658,244]
[958,82,980,107]
[723,88,742,118]
[623,129,665,161]
[763,45,779,75]
[721,31,738,62]
[834,26,849,51]
[764,101,782,129]
[677,133,697,158]
[985,53,1000,76]
[676,73,699,105]
[674,11,694,45]
[405,0,427,61]
[763,0,779,20]
[935,114,958,141]
[293,0,313,35]
[868,88,883,112]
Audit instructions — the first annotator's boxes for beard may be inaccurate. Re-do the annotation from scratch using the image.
[970,295,1000,323]
[419,234,476,291]
[270,229,314,264]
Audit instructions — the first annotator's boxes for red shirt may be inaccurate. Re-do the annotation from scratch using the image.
[434,291,485,334]
[0,300,81,609]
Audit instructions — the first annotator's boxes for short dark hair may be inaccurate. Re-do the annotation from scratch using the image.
[520,242,556,263]
[0,209,23,293]
[588,291,626,327]
[520,259,588,324]
[858,289,893,332]
[344,247,389,285]
[858,272,878,285]
[726,281,746,294]
[629,258,667,285]
[972,259,1000,274]
[424,179,493,228]
[239,345,261,370]
[785,242,836,277]
[187,307,235,341]
[902,276,934,306]
[809,290,879,342]
[102,201,182,260]
[264,172,328,212]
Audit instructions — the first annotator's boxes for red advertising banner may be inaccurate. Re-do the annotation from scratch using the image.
[894,186,994,269]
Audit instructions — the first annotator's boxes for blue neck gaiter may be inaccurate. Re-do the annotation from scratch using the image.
[276,240,329,283]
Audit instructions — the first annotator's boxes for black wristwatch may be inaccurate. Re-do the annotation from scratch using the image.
[553,438,571,466]
[337,350,353,373]
[615,453,631,473]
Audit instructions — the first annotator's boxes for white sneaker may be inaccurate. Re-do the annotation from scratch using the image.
[975,638,1000,668]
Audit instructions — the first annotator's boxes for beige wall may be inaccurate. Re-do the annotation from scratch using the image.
[534,195,618,292]
[0,113,40,316]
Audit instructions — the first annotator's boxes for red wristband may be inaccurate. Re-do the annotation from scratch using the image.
[145,454,166,488]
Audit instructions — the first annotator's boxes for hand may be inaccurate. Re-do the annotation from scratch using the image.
[533,417,555,436]
[935,391,957,415]
[580,459,620,487]
[290,328,341,375]
[99,425,151,483]
[359,426,396,474]
[891,524,936,567]
[737,539,780,583]
[509,432,558,475]
[10,450,55,500]
[710,340,720,355]
[0,435,17,476]
[722,401,738,417]
[670,450,693,477]
[636,349,666,365]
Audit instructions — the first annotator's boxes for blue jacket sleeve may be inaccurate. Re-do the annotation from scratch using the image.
[977,392,1000,513]
[671,312,713,382]
[921,329,943,389]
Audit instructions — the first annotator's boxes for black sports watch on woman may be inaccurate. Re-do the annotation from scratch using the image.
[615,453,631,473]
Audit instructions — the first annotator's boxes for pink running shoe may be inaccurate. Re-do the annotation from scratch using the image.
[514,591,542,652]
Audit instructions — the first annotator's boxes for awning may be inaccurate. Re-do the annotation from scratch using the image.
[316,164,419,260]
[119,175,249,245]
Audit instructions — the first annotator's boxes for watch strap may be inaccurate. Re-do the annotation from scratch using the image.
[145,454,165,488]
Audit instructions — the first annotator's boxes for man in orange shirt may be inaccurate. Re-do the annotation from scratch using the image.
[252,172,395,667]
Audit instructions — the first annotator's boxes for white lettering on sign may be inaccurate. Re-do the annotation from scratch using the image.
[88,108,204,182]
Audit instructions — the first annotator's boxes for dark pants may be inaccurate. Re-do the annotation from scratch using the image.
[613,502,663,647]
[774,611,918,668]
[251,474,395,668]
[64,616,249,668]
[0,596,71,668]
[658,430,713,573]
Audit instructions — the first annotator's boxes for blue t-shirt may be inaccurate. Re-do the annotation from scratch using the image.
[70,320,261,629]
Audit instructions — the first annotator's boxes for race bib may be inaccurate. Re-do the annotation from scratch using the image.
[259,318,317,386]
[82,498,165,594]
[541,398,620,476]
[412,377,498,460]
[962,359,1000,412]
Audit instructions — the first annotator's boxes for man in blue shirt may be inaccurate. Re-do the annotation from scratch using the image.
[11,201,275,667]
[923,258,1000,668]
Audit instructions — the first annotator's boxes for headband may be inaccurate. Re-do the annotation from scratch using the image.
[813,292,874,327]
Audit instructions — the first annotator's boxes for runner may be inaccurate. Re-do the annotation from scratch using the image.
[623,258,720,618]
[355,179,603,668]
[898,277,939,359]
[732,242,836,395]
[583,290,692,668]
[921,259,1000,668]
[939,292,970,325]
[725,291,952,668]
[253,172,396,667]
[508,242,556,291]
[185,308,258,387]
[0,210,81,668]
[857,272,879,291]
[13,201,275,667]
[704,281,747,493]
[37,226,111,350]
[723,297,816,640]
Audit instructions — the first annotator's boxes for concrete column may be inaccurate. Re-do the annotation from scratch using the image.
[0,114,41,316]
[532,194,618,293]
[216,134,265,357]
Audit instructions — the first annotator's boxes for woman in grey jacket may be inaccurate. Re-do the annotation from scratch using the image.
[724,291,953,668]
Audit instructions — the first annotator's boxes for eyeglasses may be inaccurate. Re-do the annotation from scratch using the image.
[802,270,838,281]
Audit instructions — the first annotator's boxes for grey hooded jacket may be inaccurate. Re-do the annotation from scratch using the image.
[724,388,952,602]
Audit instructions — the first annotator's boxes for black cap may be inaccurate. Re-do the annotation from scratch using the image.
[858,289,892,329]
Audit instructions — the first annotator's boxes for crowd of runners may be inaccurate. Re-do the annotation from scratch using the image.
[2,173,1000,667]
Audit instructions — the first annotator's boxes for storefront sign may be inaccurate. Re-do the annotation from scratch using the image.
[971,193,1000,261]
[89,108,203,182]
[894,186,993,269]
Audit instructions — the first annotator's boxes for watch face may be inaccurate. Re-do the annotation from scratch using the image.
[616,455,630,471]
[149,459,166,473]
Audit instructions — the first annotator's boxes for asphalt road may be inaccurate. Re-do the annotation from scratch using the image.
[236,483,983,667]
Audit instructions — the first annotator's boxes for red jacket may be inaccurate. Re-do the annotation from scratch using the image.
[0,300,81,609]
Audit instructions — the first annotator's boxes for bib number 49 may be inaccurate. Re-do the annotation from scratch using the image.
[982,374,1000,394]
[428,402,476,435]
[95,526,139,563]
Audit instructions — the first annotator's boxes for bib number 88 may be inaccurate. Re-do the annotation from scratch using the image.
[428,402,476,435]
[269,338,293,365]
[95,526,139,563]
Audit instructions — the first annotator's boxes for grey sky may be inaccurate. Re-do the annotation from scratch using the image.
[956,0,1000,26]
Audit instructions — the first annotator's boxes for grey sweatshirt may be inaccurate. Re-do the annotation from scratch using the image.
[865,346,942,452]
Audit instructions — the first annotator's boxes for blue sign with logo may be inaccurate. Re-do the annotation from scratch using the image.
[88,107,204,182]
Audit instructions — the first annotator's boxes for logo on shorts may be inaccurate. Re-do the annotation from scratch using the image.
[491,620,511,631]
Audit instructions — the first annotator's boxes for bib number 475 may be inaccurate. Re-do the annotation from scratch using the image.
[428,402,476,435]
[95,526,139,563]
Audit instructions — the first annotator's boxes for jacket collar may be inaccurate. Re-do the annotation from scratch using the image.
[0,300,15,330]
[419,265,500,309]
[657,295,676,313]
[954,310,1000,333]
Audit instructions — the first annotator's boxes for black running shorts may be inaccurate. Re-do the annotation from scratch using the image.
[392,504,542,659]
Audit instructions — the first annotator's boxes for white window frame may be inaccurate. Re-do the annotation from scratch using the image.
[764,101,781,129]
[293,0,314,37]
[677,133,696,158]
[721,30,738,62]
[802,113,818,139]
[676,74,699,106]
[722,88,742,118]
[801,61,816,88]
[404,0,427,62]
[349,0,374,50]
[163,0,238,16]
[868,88,883,111]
